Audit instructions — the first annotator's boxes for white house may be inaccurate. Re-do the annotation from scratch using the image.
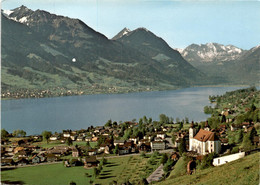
[189,127,221,155]
[150,141,166,151]
[213,152,245,166]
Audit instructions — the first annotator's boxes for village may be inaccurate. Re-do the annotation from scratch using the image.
[1,87,260,184]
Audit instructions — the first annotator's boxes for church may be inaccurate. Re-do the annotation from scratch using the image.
[189,122,221,155]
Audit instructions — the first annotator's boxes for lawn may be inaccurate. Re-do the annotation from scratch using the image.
[1,163,93,185]
[158,152,259,185]
[1,154,162,185]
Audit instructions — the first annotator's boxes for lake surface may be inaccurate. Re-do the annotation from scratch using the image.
[1,86,243,135]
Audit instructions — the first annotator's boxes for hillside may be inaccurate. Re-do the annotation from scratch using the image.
[1,6,209,99]
[158,152,259,185]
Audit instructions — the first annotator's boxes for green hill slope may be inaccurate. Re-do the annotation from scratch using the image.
[158,152,259,185]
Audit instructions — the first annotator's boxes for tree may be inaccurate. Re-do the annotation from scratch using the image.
[93,167,99,178]
[176,117,180,124]
[160,153,168,164]
[159,114,169,124]
[249,127,257,142]
[138,178,148,185]
[42,131,52,144]
[143,116,148,124]
[178,138,186,155]
[185,117,189,124]
[112,121,118,127]
[178,122,183,130]
[1,129,9,138]
[235,130,243,144]
[66,137,73,146]
[240,133,253,151]
[97,135,106,146]
[113,145,119,154]
[171,133,176,144]
[13,129,26,137]
[139,118,143,125]
[148,117,152,124]
[105,119,112,127]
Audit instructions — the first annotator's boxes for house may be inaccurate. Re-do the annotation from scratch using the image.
[72,147,80,157]
[31,155,41,164]
[220,138,229,146]
[50,135,60,141]
[52,146,69,155]
[84,156,99,168]
[98,144,108,153]
[143,135,153,141]
[150,141,166,151]
[63,132,71,138]
[129,137,139,144]
[230,124,241,132]
[189,127,221,155]
[16,158,29,166]
[139,143,151,152]
[156,132,166,139]
[87,149,97,156]
[17,150,27,158]
[154,137,164,142]
[114,140,125,146]
[46,154,59,162]
[213,152,245,166]
[92,137,99,142]
[70,134,78,141]
[103,146,111,154]
[65,159,83,167]
[139,139,150,145]
[1,158,15,166]
[118,145,131,155]
[14,147,24,154]
[171,152,179,161]
[76,136,85,141]
[85,137,92,142]
[37,153,46,162]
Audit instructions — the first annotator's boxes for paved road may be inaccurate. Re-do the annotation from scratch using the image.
[146,164,164,184]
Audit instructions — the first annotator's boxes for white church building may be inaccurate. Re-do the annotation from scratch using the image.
[189,124,221,155]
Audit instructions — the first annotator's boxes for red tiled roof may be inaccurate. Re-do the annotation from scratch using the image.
[193,129,218,142]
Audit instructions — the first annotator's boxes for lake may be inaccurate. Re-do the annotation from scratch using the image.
[1,86,243,135]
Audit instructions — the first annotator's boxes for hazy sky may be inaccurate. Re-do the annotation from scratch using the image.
[2,0,260,49]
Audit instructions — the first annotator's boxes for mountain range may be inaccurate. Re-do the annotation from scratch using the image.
[178,43,260,85]
[1,6,259,98]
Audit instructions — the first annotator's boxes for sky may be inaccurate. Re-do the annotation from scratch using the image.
[1,0,260,50]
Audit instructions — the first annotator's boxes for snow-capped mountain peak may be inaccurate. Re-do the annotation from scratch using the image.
[2,9,14,16]
[178,43,245,64]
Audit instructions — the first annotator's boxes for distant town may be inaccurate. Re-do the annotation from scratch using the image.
[1,87,259,185]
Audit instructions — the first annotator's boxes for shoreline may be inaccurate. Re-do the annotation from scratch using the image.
[1,84,255,101]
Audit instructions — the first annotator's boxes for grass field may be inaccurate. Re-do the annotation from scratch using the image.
[157,152,259,185]
[1,154,162,185]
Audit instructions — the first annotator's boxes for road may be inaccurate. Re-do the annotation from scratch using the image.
[146,164,164,183]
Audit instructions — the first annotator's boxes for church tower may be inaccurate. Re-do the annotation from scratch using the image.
[204,121,210,131]
[189,122,196,151]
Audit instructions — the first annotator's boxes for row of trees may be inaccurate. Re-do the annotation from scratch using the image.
[1,129,26,138]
